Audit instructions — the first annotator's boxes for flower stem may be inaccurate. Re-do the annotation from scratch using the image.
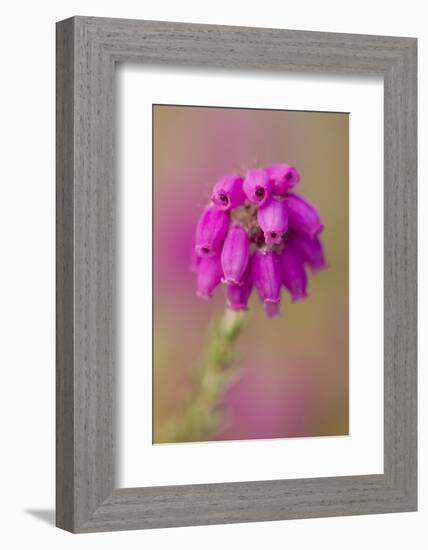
[158,309,247,443]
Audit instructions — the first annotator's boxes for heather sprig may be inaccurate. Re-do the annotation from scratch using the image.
[193,164,327,318]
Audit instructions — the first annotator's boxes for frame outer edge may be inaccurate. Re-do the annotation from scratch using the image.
[73,15,116,531]
[56,16,76,532]
[383,38,417,510]
[55,16,418,533]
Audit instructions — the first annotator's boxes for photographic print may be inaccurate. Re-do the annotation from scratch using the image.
[55,18,417,532]
[153,104,349,444]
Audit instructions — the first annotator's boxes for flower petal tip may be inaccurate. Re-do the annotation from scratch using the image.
[257,197,288,245]
[195,244,215,257]
[312,262,328,274]
[311,223,325,238]
[264,301,281,318]
[267,164,301,195]
[196,290,213,300]
[211,175,245,211]
[291,291,308,302]
[264,231,284,246]
[222,277,243,286]
[243,168,273,206]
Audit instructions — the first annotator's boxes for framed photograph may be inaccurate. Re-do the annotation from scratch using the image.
[56,16,417,532]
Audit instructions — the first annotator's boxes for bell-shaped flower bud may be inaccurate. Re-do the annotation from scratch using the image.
[195,205,230,257]
[243,168,273,206]
[266,163,300,195]
[227,262,253,311]
[252,250,282,317]
[221,224,251,285]
[285,193,324,238]
[288,232,327,273]
[281,243,308,302]
[211,175,245,211]
[257,197,289,246]
[196,254,223,299]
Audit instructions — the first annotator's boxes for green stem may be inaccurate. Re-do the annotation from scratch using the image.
[158,309,247,443]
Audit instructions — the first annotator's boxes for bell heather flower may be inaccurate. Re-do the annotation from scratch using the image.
[193,162,327,318]
[266,163,300,195]
[195,205,230,257]
[288,231,327,273]
[221,224,251,285]
[286,193,324,238]
[227,262,253,311]
[257,197,289,246]
[243,168,273,206]
[252,250,283,317]
[212,175,246,211]
[196,254,223,299]
[281,243,308,302]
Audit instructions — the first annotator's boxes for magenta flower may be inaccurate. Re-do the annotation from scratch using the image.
[252,250,283,317]
[281,243,308,302]
[286,193,324,238]
[257,197,289,246]
[243,168,273,206]
[192,162,327,318]
[221,224,250,285]
[288,231,328,273]
[266,163,300,195]
[227,262,253,311]
[196,254,223,299]
[195,205,230,257]
[212,175,245,211]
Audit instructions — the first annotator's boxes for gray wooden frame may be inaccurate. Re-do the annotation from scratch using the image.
[56,16,417,533]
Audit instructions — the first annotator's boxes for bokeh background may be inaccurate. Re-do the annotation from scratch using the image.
[153,104,349,443]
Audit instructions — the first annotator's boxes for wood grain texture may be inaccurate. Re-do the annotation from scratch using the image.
[56,17,75,532]
[56,16,417,533]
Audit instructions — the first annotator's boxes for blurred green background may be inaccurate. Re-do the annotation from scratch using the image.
[153,104,349,443]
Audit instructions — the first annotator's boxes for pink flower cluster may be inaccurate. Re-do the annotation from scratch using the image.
[192,164,327,318]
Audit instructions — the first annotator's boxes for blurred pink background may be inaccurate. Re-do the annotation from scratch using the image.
[153,104,349,443]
